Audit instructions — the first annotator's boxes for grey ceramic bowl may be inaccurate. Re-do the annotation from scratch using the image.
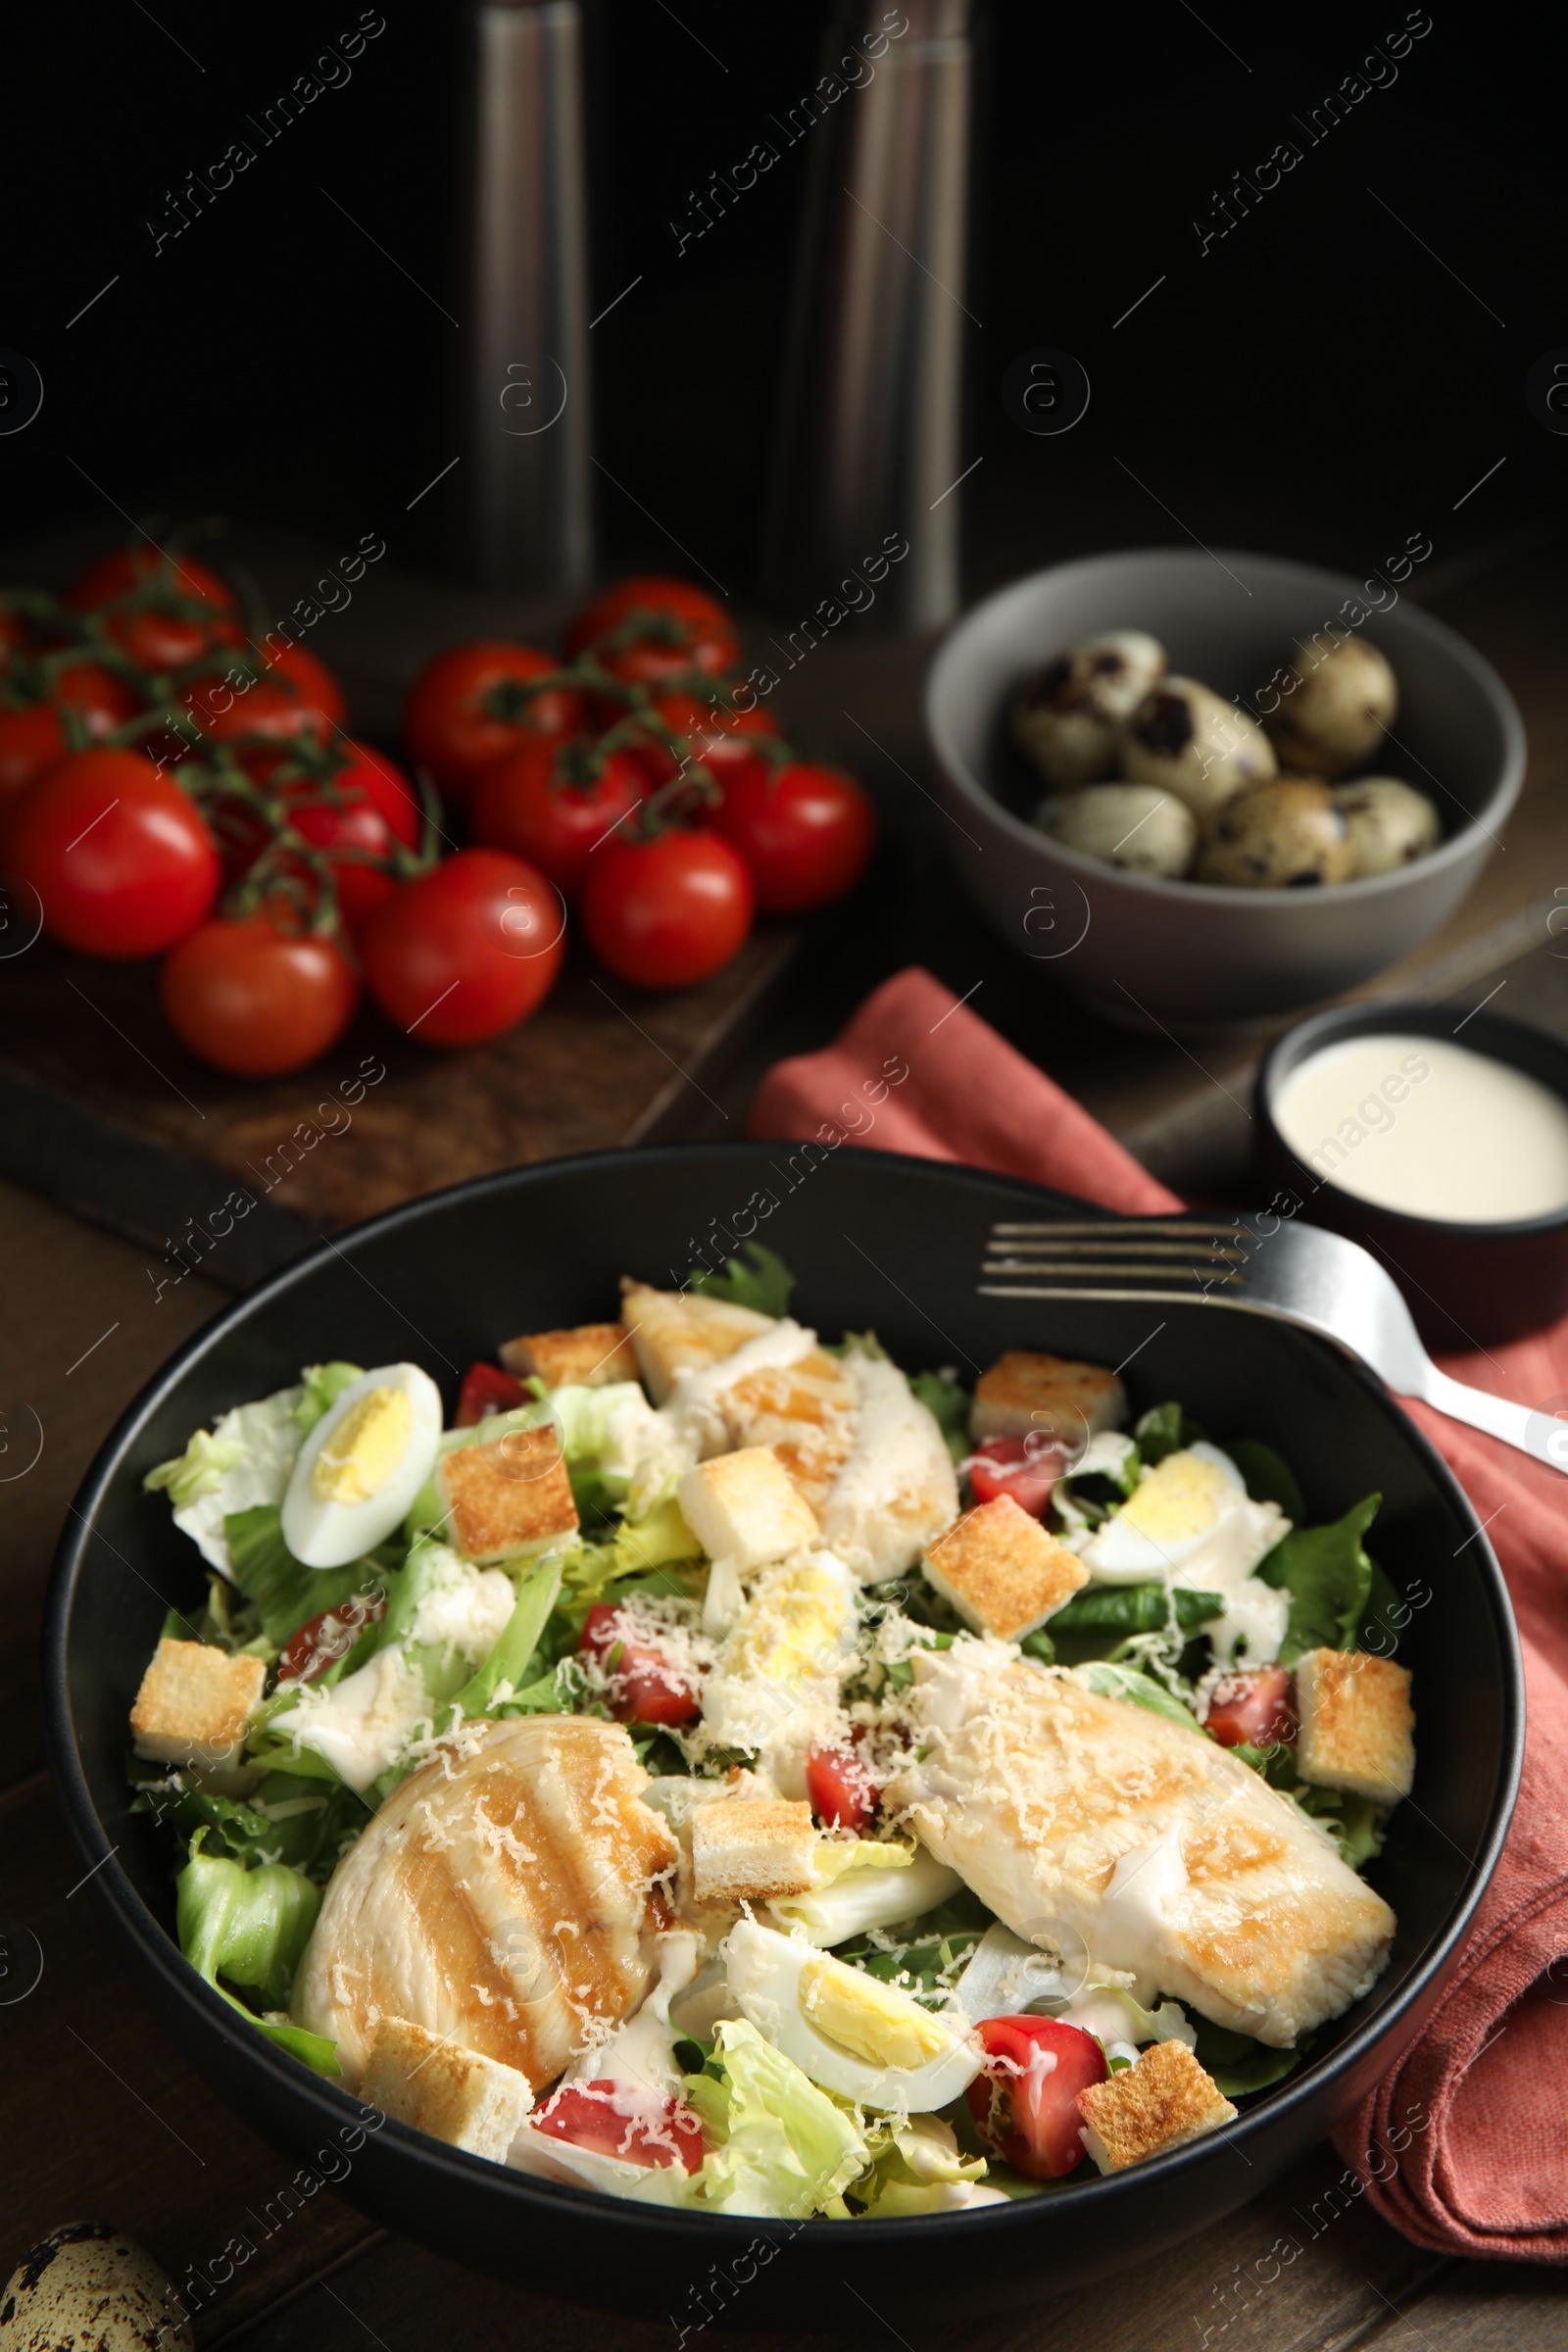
[924,548,1526,1031]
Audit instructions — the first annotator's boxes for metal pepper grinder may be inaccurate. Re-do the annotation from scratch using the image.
[435,0,594,593]
[759,0,975,632]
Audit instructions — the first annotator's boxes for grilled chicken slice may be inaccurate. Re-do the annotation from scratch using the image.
[885,1642,1395,2048]
[619,1282,957,1582]
[294,1717,678,2088]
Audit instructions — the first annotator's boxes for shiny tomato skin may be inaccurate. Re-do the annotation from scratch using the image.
[629,692,781,793]
[966,2015,1107,2180]
[1203,1666,1297,1750]
[532,2082,705,2173]
[270,743,422,928]
[806,1744,876,1832]
[456,1361,529,1427]
[965,1434,1072,1519]
[70,549,241,674]
[187,673,335,749]
[68,546,236,615]
[268,641,347,725]
[160,910,360,1074]
[470,737,646,897]
[564,576,739,681]
[11,749,220,957]
[0,662,145,800]
[404,642,581,803]
[579,828,753,991]
[275,1592,386,1687]
[359,847,564,1047]
[579,1601,701,1727]
[710,760,875,915]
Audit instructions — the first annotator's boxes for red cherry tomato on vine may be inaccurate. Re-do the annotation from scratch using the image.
[360,847,564,1046]
[710,760,875,914]
[470,736,647,897]
[966,2016,1106,2180]
[580,826,753,990]
[0,663,146,800]
[1202,1667,1296,1750]
[186,672,335,749]
[10,748,219,957]
[160,907,361,1074]
[69,546,237,616]
[404,643,581,804]
[217,743,420,927]
[628,691,781,794]
[564,576,739,683]
[806,1743,877,1831]
[69,547,242,674]
[268,642,347,725]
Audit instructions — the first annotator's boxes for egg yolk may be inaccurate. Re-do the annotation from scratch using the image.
[724,1562,851,1692]
[1115,1450,1230,1546]
[312,1386,414,1504]
[799,1953,948,2070]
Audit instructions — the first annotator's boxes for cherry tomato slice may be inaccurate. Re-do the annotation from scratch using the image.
[1202,1666,1297,1750]
[456,1361,530,1428]
[806,1744,877,1832]
[532,2081,705,2173]
[579,1601,701,1727]
[966,2015,1107,2180]
[275,1592,387,1687]
[964,1434,1072,1520]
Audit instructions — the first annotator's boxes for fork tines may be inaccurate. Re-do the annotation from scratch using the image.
[980,1218,1253,1298]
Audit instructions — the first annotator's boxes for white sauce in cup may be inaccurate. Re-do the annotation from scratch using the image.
[1271,1032,1568,1225]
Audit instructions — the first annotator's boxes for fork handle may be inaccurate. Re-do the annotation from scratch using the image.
[1403,1363,1568,1474]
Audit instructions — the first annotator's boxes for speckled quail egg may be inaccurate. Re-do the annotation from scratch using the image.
[1033,784,1197,878]
[1196,777,1355,889]
[1120,677,1276,822]
[1012,630,1168,785]
[1263,635,1398,778]
[280,1360,443,1568]
[1333,776,1441,876]
[0,2223,194,2350]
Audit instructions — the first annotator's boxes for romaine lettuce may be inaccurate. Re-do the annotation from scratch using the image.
[683,2020,865,2219]
[176,1832,338,2075]
[146,1384,309,1573]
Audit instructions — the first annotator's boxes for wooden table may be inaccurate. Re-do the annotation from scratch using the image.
[4,519,1566,2348]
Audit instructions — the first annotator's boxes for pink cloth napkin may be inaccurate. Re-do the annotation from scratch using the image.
[751,966,1568,2263]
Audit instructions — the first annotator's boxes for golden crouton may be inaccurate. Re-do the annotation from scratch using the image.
[691,1797,816,1904]
[620,1280,773,1404]
[130,1640,267,1767]
[922,1494,1088,1641]
[499,1323,640,1389]
[969,1349,1126,1446]
[677,1446,819,1569]
[1077,2039,1237,2175]
[436,1426,579,1564]
[1295,1647,1415,1805]
[361,2016,533,2161]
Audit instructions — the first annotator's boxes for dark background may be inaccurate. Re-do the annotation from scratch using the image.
[1,0,1562,594]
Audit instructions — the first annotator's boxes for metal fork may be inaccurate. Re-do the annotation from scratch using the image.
[979,1217,1566,1474]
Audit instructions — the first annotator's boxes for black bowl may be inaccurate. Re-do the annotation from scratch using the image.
[1255,1002,1568,1349]
[43,1145,1522,2328]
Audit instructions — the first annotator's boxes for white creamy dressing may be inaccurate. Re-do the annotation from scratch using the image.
[409,1550,516,1666]
[818,1354,956,1583]
[270,1647,431,1794]
[662,1318,818,1457]
[1272,1033,1568,1223]
[1089,1824,1190,1997]
[1077,1442,1289,1665]
[567,1931,702,2104]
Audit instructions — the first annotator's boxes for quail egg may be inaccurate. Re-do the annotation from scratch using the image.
[280,1361,444,1568]
[722,1918,981,2109]
[1333,776,1441,876]
[0,2223,194,2350]
[1033,783,1197,878]
[1263,635,1397,778]
[1012,630,1168,785]
[1120,677,1276,822]
[1196,777,1355,889]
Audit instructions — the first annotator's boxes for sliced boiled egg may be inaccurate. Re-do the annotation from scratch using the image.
[281,1362,443,1568]
[723,1919,979,2110]
[1080,1443,1273,1584]
[700,1551,858,1749]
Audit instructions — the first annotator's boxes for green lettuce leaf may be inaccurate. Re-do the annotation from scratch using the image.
[1192,2019,1312,2097]
[455,1553,564,1717]
[910,1369,972,1464]
[684,1244,795,1318]
[144,1427,247,1510]
[683,2019,865,2219]
[1075,1658,1203,1734]
[1257,1494,1380,1668]
[1135,1401,1207,1466]
[175,1833,337,2075]
[292,1362,364,1433]
[1048,1584,1223,1634]
[1290,1781,1390,1869]
[1222,1439,1305,1524]
[224,1504,386,1649]
[132,1767,368,1881]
